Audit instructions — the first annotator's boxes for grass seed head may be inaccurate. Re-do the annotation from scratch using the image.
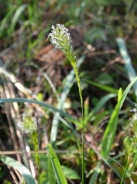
[17,113,37,134]
[48,24,73,53]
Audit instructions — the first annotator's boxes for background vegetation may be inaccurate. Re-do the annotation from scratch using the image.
[0,0,137,183]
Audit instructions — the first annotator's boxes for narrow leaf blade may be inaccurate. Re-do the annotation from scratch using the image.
[101,77,137,158]
[47,144,67,184]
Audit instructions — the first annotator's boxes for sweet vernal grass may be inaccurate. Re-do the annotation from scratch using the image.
[48,24,85,184]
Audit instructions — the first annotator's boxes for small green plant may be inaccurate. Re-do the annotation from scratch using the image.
[48,24,84,184]
[17,111,40,182]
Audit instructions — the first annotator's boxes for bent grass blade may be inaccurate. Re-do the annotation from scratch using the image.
[0,155,36,184]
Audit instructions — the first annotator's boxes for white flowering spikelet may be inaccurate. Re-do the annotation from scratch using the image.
[48,24,72,50]
[17,113,37,134]
[48,24,76,63]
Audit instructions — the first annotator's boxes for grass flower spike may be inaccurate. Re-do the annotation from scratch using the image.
[17,112,40,182]
[48,24,84,183]
[48,24,83,108]
[48,24,77,67]
[17,113,37,134]
[48,24,72,52]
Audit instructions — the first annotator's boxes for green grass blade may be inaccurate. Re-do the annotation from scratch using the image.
[117,38,137,97]
[0,98,77,122]
[11,4,28,31]
[48,155,56,184]
[101,77,137,158]
[47,144,67,184]
[86,94,117,124]
[0,156,36,184]
[86,143,124,182]
[0,6,16,37]
[86,80,118,94]
[89,162,102,184]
